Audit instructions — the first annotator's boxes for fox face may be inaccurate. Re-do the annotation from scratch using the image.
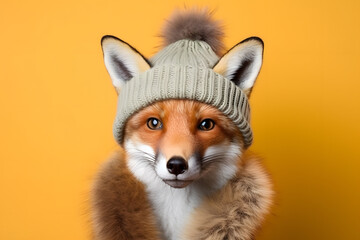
[124,99,244,188]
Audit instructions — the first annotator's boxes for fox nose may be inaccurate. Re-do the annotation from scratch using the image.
[167,157,188,175]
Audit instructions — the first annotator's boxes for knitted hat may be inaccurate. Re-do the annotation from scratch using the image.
[101,10,264,148]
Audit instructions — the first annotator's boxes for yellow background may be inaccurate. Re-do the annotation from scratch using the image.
[1,0,359,239]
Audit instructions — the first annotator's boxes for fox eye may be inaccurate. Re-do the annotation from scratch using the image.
[147,118,163,130]
[198,119,215,131]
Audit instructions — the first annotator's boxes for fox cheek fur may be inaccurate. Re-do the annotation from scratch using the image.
[92,8,273,240]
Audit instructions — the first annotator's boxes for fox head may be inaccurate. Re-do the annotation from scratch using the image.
[101,36,263,189]
[101,10,263,189]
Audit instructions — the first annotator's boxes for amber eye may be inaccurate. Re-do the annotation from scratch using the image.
[198,119,215,131]
[147,118,163,130]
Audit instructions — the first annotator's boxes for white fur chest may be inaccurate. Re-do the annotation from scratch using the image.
[125,146,203,239]
[146,180,204,240]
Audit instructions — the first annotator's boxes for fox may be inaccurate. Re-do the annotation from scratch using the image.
[91,9,273,240]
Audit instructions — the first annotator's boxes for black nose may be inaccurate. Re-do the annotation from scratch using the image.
[167,157,188,175]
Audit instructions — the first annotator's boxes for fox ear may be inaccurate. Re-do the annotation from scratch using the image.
[101,35,151,94]
[213,37,263,97]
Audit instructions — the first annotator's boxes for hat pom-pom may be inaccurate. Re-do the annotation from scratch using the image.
[161,8,225,55]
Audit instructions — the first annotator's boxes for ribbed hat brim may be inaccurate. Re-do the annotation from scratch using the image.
[113,64,252,147]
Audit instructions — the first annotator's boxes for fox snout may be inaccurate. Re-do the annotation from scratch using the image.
[157,130,198,186]
[155,150,201,188]
[167,156,188,176]
[163,156,192,188]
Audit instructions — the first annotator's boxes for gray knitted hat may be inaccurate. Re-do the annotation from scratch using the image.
[101,10,264,148]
